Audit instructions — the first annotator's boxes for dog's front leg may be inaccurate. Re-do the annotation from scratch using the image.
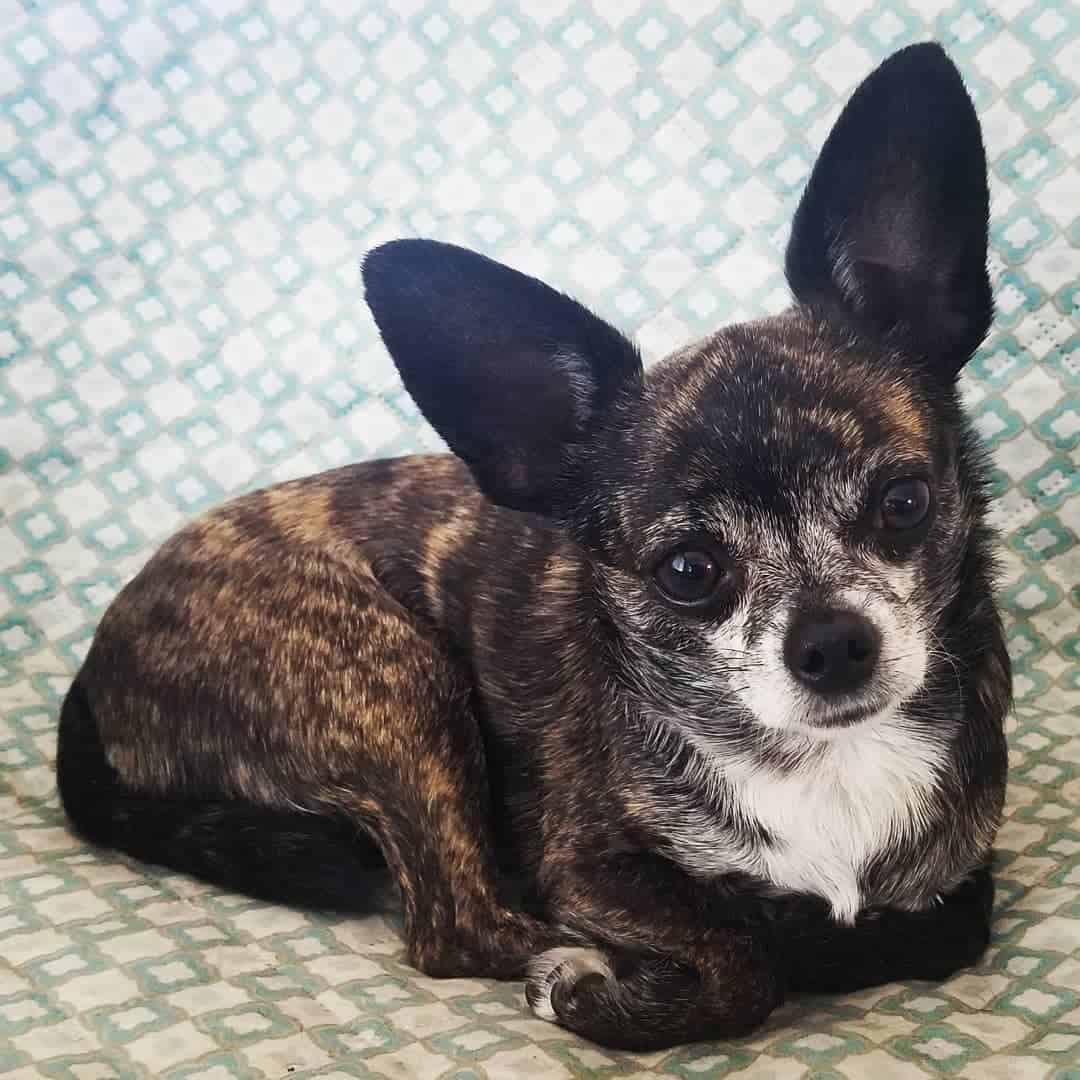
[781,864,994,994]
[525,851,785,1050]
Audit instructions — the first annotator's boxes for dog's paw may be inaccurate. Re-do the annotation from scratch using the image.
[879,868,994,984]
[952,865,995,926]
[933,867,994,973]
[525,946,613,1023]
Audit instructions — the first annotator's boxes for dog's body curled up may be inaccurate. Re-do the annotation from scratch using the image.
[57,44,1010,1049]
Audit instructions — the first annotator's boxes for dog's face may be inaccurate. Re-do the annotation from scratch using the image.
[363,44,993,746]
[581,314,982,742]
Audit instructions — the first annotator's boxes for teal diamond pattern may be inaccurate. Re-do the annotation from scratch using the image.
[1,1,1079,1077]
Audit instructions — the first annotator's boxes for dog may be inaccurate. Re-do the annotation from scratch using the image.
[56,43,1010,1050]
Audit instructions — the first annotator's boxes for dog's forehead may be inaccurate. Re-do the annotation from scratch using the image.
[608,313,937,543]
[640,314,931,477]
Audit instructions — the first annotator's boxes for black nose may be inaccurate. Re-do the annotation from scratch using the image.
[784,609,881,695]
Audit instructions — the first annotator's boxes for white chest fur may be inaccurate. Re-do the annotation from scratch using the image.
[657,714,944,922]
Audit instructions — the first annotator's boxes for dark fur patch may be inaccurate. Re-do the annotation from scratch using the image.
[57,678,389,911]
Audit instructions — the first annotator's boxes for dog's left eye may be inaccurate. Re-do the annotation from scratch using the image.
[879,478,932,531]
[654,548,726,606]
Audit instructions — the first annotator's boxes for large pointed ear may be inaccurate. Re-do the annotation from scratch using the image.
[362,240,642,515]
[785,43,992,378]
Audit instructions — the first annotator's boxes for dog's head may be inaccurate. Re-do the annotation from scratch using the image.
[364,44,994,745]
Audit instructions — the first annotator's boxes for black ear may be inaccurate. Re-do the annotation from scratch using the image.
[785,43,992,377]
[362,240,642,515]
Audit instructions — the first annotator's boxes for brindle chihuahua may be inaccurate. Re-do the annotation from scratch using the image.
[57,44,1010,1050]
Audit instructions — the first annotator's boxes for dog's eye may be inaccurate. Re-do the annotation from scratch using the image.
[879,478,932,531]
[654,549,725,605]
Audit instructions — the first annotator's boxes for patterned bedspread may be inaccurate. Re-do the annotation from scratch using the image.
[2,1,1078,1077]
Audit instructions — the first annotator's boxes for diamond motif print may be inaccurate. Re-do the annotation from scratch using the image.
[1,1,1078,1077]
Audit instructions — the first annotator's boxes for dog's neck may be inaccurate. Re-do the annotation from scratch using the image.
[624,703,951,921]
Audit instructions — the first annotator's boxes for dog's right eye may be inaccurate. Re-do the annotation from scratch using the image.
[654,548,726,606]
[878,477,932,532]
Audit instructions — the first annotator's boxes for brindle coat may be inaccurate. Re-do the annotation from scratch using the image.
[57,44,1010,1049]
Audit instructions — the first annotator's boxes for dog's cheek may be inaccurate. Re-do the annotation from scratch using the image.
[597,571,699,678]
[877,561,919,605]
[723,622,802,732]
[909,518,969,630]
[704,599,751,665]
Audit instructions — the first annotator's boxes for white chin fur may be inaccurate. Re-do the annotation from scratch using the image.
[674,708,946,921]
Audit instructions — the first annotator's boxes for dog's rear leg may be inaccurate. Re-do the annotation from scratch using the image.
[326,619,569,980]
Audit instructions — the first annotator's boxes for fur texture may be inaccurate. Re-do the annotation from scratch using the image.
[57,44,1010,1050]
